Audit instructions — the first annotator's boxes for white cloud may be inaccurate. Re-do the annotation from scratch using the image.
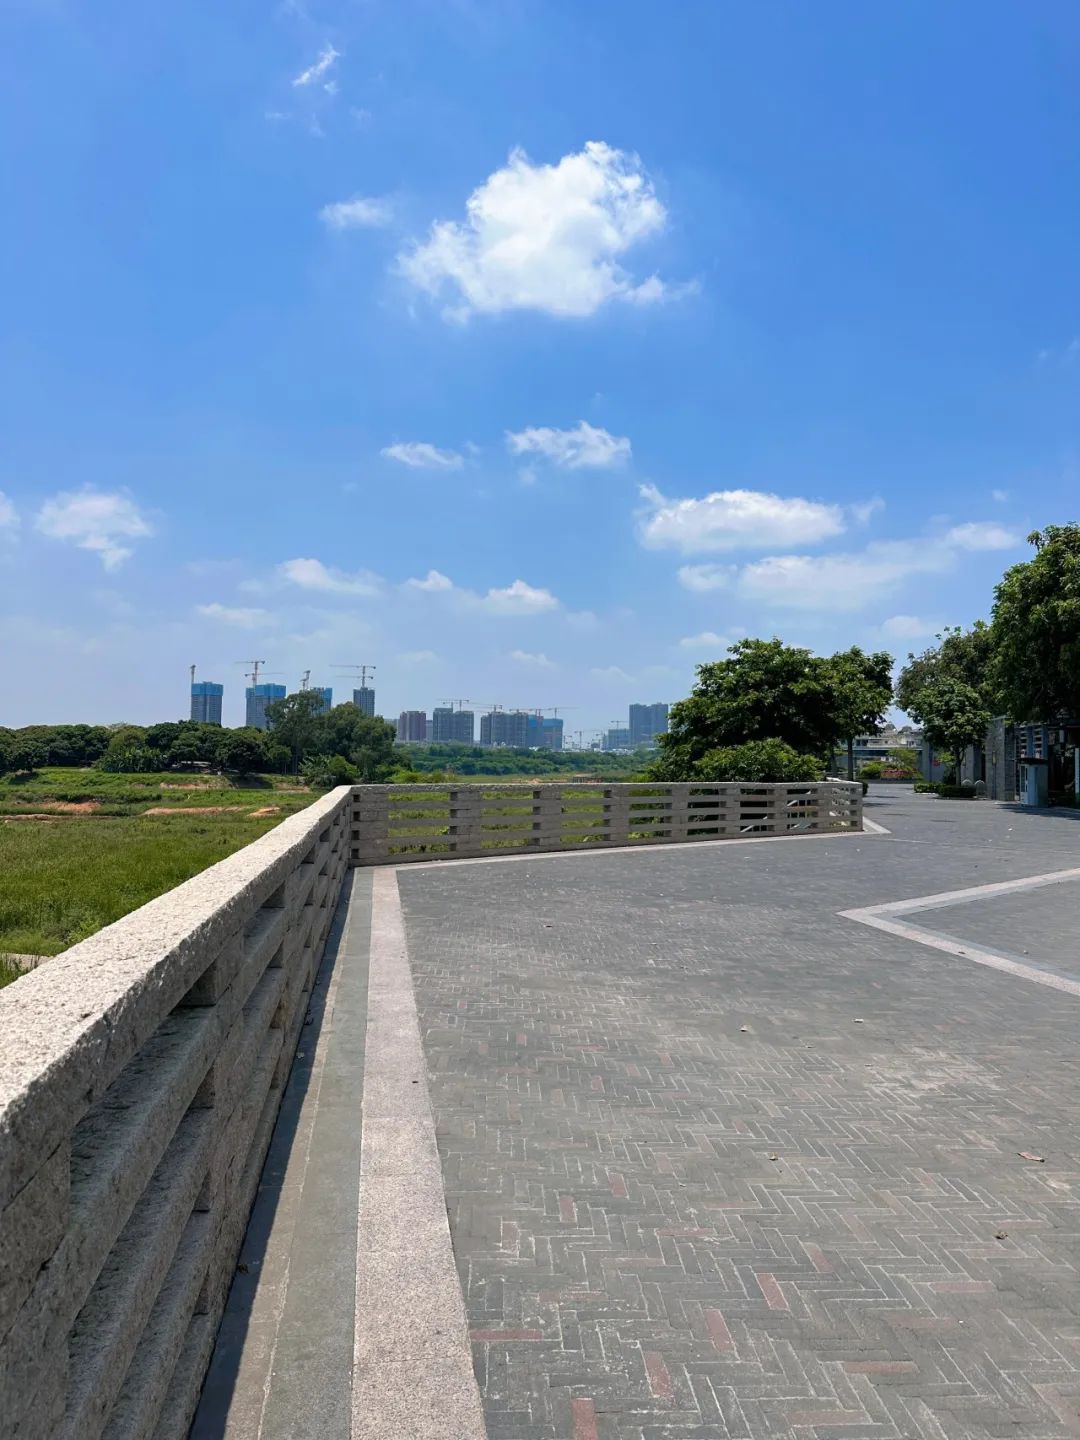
[279,557,382,595]
[591,665,635,683]
[381,442,463,470]
[292,44,339,87]
[677,631,731,650]
[35,487,153,570]
[733,540,951,612]
[481,579,558,615]
[399,649,438,663]
[319,195,393,229]
[851,497,885,525]
[991,488,1009,504]
[506,420,631,470]
[0,492,17,530]
[404,570,559,614]
[195,603,271,628]
[405,569,454,592]
[639,484,846,554]
[878,614,942,641]
[676,563,735,593]
[944,521,1018,551]
[510,649,554,667]
[397,141,671,320]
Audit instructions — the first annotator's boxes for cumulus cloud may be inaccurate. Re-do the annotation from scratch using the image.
[944,521,1018,551]
[319,195,393,229]
[878,615,942,641]
[591,665,635,683]
[506,420,631,470]
[195,603,271,628]
[639,484,846,554]
[405,569,454,592]
[381,442,463,470]
[404,570,558,613]
[510,649,554,667]
[279,557,381,595]
[397,141,671,320]
[35,487,152,570]
[481,579,558,614]
[676,563,736,593]
[0,492,17,530]
[732,540,952,612]
[677,631,731,650]
[293,44,339,87]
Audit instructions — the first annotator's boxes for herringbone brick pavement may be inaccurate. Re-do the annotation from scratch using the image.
[399,795,1080,1440]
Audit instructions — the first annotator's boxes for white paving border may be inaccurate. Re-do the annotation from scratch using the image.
[841,866,1080,998]
[352,868,486,1439]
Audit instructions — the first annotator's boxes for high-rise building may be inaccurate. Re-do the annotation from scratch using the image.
[525,714,564,750]
[480,710,530,748]
[431,707,475,743]
[312,687,333,716]
[353,686,376,717]
[603,726,632,752]
[246,683,287,731]
[190,681,223,725]
[396,711,428,743]
[629,702,669,749]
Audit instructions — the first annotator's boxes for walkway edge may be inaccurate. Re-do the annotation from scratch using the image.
[352,868,487,1439]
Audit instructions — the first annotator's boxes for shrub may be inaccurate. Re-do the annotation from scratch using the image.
[301,754,359,789]
[915,780,976,798]
[859,761,884,779]
[694,739,822,784]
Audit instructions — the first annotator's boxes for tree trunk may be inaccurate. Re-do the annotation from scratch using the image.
[847,736,855,781]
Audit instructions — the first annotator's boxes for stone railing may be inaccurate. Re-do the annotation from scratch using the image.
[351,780,863,864]
[0,778,860,1437]
[0,786,352,1440]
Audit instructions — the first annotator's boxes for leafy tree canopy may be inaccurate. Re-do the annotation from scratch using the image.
[694,739,822,783]
[650,638,892,781]
[895,622,996,720]
[991,524,1080,721]
[916,677,993,780]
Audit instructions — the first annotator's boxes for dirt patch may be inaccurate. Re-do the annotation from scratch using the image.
[1,814,67,822]
[248,806,282,818]
[43,800,101,814]
[160,782,217,791]
[142,806,232,816]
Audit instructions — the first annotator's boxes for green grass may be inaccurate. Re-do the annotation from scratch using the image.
[0,811,301,965]
[0,767,315,818]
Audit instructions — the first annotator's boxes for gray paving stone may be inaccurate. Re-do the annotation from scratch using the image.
[399,791,1080,1440]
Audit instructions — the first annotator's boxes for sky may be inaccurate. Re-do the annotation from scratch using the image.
[3,0,1080,736]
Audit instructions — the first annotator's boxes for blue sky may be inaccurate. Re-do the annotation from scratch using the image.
[3,1,1078,734]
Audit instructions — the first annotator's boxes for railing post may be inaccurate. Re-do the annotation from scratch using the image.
[606,785,631,847]
[450,787,484,857]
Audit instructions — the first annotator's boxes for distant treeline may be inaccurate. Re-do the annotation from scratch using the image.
[395,742,644,777]
[0,721,293,777]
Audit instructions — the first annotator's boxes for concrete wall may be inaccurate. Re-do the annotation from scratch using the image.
[0,786,352,1440]
[351,780,863,864]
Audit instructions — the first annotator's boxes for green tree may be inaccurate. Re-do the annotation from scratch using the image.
[265,691,326,774]
[651,638,841,779]
[824,646,894,780]
[917,678,992,783]
[694,739,821,783]
[991,524,1080,720]
[895,622,996,717]
[214,730,266,776]
[886,746,920,776]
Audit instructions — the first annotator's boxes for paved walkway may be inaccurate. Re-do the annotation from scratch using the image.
[197,791,1080,1439]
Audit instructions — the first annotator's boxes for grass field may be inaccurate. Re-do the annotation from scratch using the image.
[0,768,319,976]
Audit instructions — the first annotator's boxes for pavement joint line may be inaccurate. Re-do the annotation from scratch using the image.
[352,867,486,1440]
[840,865,1080,998]
[395,823,883,872]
